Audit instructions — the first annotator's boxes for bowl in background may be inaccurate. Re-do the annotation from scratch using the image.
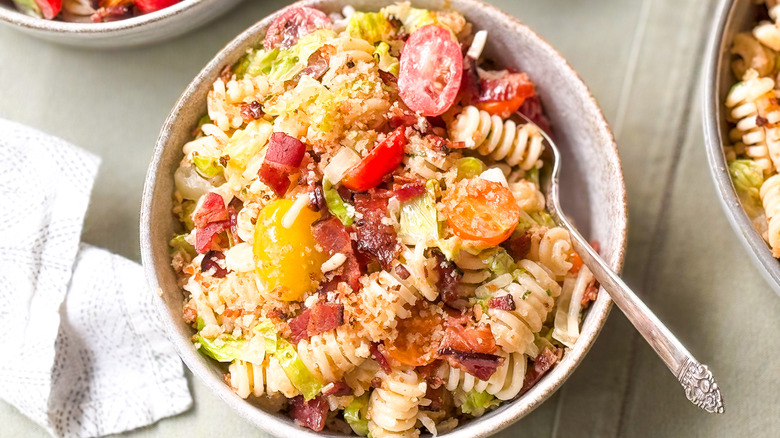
[141,1,628,436]
[0,0,244,48]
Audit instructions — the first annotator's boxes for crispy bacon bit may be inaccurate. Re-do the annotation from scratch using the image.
[433,250,462,303]
[309,184,326,211]
[323,381,352,396]
[438,348,504,380]
[301,45,336,80]
[520,347,563,395]
[518,94,552,135]
[311,217,361,291]
[503,232,532,260]
[441,311,497,355]
[488,295,516,311]
[266,308,288,320]
[424,134,451,153]
[240,101,263,123]
[379,70,398,85]
[219,64,233,83]
[183,307,197,324]
[219,155,230,167]
[201,250,229,278]
[259,133,307,196]
[581,280,600,308]
[395,264,411,280]
[308,302,344,336]
[195,220,230,253]
[354,193,400,270]
[370,377,382,388]
[289,395,329,432]
[194,193,228,228]
[423,385,446,411]
[370,343,391,373]
[757,115,769,127]
[417,359,444,387]
[394,183,426,202]
[289,309,311,344]
[228,197,243,242]
[388,105,418,129]
[477,70,534,103]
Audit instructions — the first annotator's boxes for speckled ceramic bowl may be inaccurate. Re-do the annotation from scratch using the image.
[703,0,780,297]
[0,0,243,48]
[141,1,628,436]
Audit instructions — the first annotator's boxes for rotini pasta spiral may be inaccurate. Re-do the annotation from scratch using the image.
[730,32,777,79]
[360,270,419,340]
[453,250,491,297]
[297,326,370,382]
[403,153,458,180]
[508,179,546,212]
[441,351,527,401]
[367,368,426,438]
[536,227,574,279]
[228,357,299,399]
[388,245,439,302]
[760,174,780,256]
[448,105,544,171]
[343,359,381,397]
[477,260,560,354]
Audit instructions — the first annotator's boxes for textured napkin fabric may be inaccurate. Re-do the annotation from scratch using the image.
[0,119,192,437]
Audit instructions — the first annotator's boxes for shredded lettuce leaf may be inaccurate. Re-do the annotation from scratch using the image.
[192,155,224,178]
[273,29,336,81]
[344,394,370,436]
[381,3,437,34]
[223,119,273,175]
[347,12,394,45]
[399,180,439,245]
[323,179,355,226]
[373,42,400,76]
[525,167,540,187]
[276,338,323,400]
[484,248,518,277]
[194,318,274,365]
[457,157,487,180]
[460,390,500,415]
[169,234,195,258]
[177,200,196,231]
[729,159,764,215]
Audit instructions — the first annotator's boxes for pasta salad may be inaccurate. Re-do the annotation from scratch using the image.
[169,3,599,435]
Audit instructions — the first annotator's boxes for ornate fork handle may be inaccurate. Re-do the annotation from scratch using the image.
[562,218,725,414]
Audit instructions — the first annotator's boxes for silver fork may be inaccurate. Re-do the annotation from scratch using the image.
[517,113,725,414]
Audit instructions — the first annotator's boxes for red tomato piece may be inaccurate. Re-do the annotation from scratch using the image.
[341,127,407,192]
[442,178,521,245]
[134,0,180,14]
[34,0,62,19]
[398,25,463,116]
[263,6,332,50]
[476,71,536,118]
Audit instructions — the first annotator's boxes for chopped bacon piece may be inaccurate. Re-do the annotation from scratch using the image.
[370,343,391,373]
[394,183,426,202]
[195,220,230,253]
[323,381,352,396]
[301,45,335,80]
[433,250,462,303]
[394,264,411,280]
[488,295,515,311]
[520,347,563,395]
[228,197,243,242]
[259,133,307,196]
[353,193,400,270]
[289,395,329,432]
[379,70,398,85]
[309,184,326,211]
[194,193,228,228]
[423,385,446,411]
[240,101,263,123]
[503,232,532,260]
[289,309,311,344]
[201,250,228,278]
[517,94,552,135]
[441,310,497,355]
[477,70,534,103]
[311,217,361,291]
[308,302,344,336]
[438,348,504,380]
[581,280,600,308]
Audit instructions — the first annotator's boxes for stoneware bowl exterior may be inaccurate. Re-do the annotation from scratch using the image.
[141,1,628,436]
[0,0,243,48]
[703,0,780,296]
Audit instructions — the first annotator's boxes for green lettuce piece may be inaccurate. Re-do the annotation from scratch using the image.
[195,318,272,364]
[457,157,487,180]
[344,394,370,436]
[484,248,518,277]
[729,159,764,214]
[323,179,355,226]
[269,29,336,82]
[348,12,394,45]
[177,200,196,231]
[381,3,437,34]
[246,48,280,78]
[223,119,273,174]
[276,339,323,400]
[192,155,224,178]
[169,234,195,258]
[525,167,540,187]
[255,318,278,353]
[373,42,399,76]
[460,390,500,415]
[196,333,248,363]
[11,0,42,18]
[531,211,556,228]
[399,180,439,245]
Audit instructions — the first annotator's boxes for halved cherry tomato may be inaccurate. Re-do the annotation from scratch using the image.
[398,25,463,116]
[442,178,521,245]
[33,0,62,19]
[341,127,407,192]
[263,6,332,50]
[134,0,180,14]
[385,302,444,366]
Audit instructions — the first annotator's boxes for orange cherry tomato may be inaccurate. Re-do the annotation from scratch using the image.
[476,94,529,119]
[568,251,584,274]
[442,178,521,246]
[385,303,443,367]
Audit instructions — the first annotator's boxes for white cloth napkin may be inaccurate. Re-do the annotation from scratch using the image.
[0,119,192,438]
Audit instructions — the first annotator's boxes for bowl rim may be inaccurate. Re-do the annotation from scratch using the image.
[702,0,780,296]
[141,1,628,436]
[0,0,207,34]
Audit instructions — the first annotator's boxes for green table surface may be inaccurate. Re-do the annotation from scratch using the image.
[1,0,779,437]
